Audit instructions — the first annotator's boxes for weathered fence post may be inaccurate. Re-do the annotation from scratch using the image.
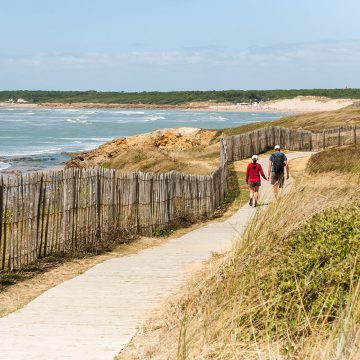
[0,177,3,271]
[36,174,44,258]
[1,178,7,271]
[354,125,357,147]
[338,127,341,147]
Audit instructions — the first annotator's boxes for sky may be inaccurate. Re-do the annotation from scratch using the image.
[0,0,359,91]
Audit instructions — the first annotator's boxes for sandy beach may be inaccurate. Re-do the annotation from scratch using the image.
[1,96,355,113]
[0,102,37,108]
[201,96,355,113]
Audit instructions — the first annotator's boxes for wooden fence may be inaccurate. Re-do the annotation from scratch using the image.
[0,125,358,271]
[0,141,228,271]
[224,126,313,162]
[311,125,358,150]
[225,125,359,162]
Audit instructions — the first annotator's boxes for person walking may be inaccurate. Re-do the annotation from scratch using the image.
[246,154,267,207]
[268,145,289,198]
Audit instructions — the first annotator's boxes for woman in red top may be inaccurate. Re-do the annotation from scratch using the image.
[246,154,267,207]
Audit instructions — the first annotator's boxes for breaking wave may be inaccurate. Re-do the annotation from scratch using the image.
[0,161,10,170]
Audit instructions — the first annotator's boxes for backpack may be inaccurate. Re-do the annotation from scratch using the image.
[272,153,285,173]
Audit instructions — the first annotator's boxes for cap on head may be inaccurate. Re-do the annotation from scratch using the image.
[251,154,258,160]
[274,145,281,150]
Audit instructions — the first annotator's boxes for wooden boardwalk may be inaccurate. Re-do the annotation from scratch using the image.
[0,153,312,360]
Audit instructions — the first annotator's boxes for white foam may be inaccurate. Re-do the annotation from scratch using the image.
[54,109,81,113]
[143,115,166,122]
[18,112,35,115]
[110,110,146,115]
[210,116,228,121]
[0,147,66,157]
[65,118,89,124]
[58,137,113,142]
[0,161,11,170]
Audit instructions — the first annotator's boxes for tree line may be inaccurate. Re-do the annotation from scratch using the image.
[1,89,360,105]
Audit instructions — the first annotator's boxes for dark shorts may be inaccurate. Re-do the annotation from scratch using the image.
[271,172,284,188]
[248,181,261,188]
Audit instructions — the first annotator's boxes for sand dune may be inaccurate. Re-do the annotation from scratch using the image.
[1,96,355,113]
[202,96,355,113]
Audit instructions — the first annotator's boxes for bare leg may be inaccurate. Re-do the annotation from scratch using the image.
[273,183,279,198]
[253,186,260,206]
[249,188,254,205]
[273,174,284,198]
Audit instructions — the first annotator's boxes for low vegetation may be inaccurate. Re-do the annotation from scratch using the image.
[104,146,219,175]
[307,145,360,174]
[220,166,247,211]
[120,152,360,359]
[1,89,360,105]
[274,106,360,131]
[223,106,360,136]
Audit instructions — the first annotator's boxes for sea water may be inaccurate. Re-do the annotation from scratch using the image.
[0,107,287,173]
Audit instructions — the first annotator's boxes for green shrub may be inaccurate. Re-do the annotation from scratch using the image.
[258,203,360,337]
[152,227,175,238]
[100,162,111,169]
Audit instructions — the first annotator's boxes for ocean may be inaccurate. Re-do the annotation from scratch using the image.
[0,107,287,173]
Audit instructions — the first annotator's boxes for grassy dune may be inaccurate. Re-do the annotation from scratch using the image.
[120,149,360,359]
[307,145,360,174]
[223,106,360,136]
[101,143,221,175]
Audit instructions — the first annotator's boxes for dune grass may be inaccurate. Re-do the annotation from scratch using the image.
[119,161,360,359]
[307,145,360,175]
[272,106,360,131]
[222,106,360,136]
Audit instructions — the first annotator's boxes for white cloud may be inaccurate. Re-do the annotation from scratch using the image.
[1,40,359,70]
[1,40,359,90]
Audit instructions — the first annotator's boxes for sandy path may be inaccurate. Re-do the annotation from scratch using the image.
[0,152,313,360]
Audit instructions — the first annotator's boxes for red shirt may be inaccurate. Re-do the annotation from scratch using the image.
[246,162,267,183]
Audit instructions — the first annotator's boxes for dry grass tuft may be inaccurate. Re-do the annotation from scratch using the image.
[223,106,360,136]
[307,145,360,176]
[119,171,360,359]
[273,106,360,131]
[107,147,217,175]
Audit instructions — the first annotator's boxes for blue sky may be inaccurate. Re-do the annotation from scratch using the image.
[1,0,359,91]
